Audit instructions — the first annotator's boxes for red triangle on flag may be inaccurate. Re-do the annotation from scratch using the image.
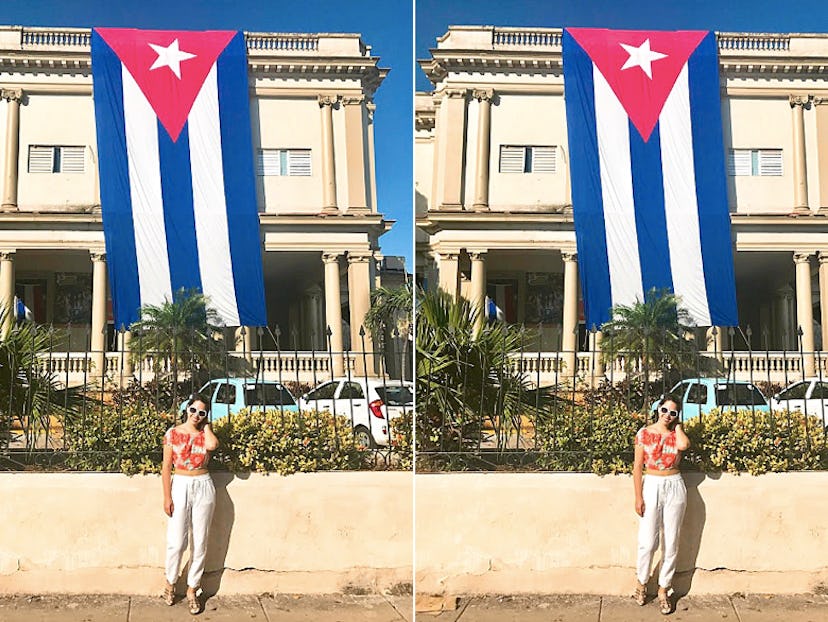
[567,28,707,141]
[95,28,237,142]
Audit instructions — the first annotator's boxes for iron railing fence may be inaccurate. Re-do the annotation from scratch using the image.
[0,322,413,472]
[416,325,828,472]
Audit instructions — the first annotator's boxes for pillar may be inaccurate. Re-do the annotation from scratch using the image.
[342,94,369,213]
[234,326,254,358]
[561,252,579,378]
[777,284,795,350]
[437,252,460,299]
[305,284,323,350]
[0,250,14,336]
[1,89,22,211]
[437,89,468,210]
[589,329,605,386]
[472,89,493,211]
[366,100,378,212]
[790,95,811,215]
[469,250,487,333]
[819,252,828,351]
[348,251,375,376]
[318,94,339,214]
[90,252,107,378]
[323,253,344,376]
[117,329,133,383]
[794,252,816,375]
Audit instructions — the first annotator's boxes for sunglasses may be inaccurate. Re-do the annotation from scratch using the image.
[187,406,208,418]
[659,406,679,418]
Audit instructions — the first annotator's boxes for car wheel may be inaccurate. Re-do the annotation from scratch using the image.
[353,425,376,449]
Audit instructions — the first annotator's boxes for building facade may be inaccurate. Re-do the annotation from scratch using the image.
[417,26,828,382]
[0,26,393,380]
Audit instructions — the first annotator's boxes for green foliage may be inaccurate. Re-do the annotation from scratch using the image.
[365,282,413,340]
[683,409,828,474]
[211,408,369,474]
[389,410,413,471]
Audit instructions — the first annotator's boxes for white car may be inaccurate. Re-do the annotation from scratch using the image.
[770,378,828,422]
[297,378,413,448]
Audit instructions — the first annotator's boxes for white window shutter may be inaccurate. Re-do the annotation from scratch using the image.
[257,149,281,176]
[28,145,54,173]
[758,149,783,176]
[727,149,752,176]
[499,145,525,173]
[287,149,312,176]
[530,146,556,173]
[59,146,85,173]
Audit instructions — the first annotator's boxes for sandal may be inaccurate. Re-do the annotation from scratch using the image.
[187,587,202,615]
[658,587,673,615]
[634,581,647,606]
[163,582,175,606]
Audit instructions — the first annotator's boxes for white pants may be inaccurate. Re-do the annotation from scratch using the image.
[165,474,216,588]
[637,473,687,588]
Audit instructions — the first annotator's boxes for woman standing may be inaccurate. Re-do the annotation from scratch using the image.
[633,393,690,615]
[162,393,219,615]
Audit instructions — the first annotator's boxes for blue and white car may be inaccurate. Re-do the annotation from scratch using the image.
[180,377,299,420]
[651,378,770,420]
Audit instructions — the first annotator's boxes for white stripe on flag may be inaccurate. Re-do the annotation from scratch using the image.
[593,66,644,308]
[122,66,172,308]
[188,64,241,327]
[660,64,711,326]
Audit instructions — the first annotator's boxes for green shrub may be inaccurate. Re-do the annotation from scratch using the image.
[389,410,413,471]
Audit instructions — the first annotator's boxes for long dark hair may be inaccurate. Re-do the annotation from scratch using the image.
[181,392,211,423]
[653,392,682,423]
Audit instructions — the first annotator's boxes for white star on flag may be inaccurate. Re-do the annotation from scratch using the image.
[619,39,667,79]
[148,39,196,79]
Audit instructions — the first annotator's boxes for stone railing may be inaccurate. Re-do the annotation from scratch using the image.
[21,27,90,48]
[717,32,790,52]
[492,28,562,49]
[244,32,318,52]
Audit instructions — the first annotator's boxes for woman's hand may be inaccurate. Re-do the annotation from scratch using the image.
[164,498,174,517]
[635,497,645,517]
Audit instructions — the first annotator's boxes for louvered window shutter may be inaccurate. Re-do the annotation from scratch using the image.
[28,146,54,173]
[287,150,312,176]
[499,145,525,173]
[530,146,556,173]
[59,146,85,173]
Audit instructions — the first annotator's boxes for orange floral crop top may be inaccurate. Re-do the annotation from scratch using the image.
[163,427,210,471]
[635,427,681,471]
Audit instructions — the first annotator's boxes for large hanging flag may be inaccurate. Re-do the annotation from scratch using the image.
[563,28,738,328]
[91,28,266,328]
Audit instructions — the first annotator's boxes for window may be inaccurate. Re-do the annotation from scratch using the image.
[244,383,296,407]
[727,149,782,176]
[306,382,337,401]
[256,149,311,176]
[499,145,556,173]
[686,383,707,405]
[715,383,766,406]
[375,385,413,406]
[28,145,85,173]
[809,382,828,400]
[215,383,236,405]
[777,382,809,401]
[338,382,365,400]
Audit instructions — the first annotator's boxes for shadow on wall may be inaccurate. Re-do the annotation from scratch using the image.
[174,472,244,597]
[673,472,716,597]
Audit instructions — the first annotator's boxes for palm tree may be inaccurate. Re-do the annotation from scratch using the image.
[416,289,549,455]
[364,282,412,379]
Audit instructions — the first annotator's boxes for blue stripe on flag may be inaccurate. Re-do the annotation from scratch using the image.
[563,31,612,328]
[91,31,141,328]
[688,32,738,326]
[216,32,267,326]
[157,121,203,299]
[629,121,673,298]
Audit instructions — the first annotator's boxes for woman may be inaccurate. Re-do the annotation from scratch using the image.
[162,393,219,615]
[633,393,690,615]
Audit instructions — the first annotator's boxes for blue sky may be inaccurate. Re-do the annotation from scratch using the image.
[1,0,413,264]
[417,0,828,91]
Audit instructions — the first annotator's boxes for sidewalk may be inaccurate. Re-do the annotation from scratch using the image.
[417,593,828,621]
[0,593,413,621]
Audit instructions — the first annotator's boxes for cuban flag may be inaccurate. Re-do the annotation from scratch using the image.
[91,28,267,328]
[563,29,738,328]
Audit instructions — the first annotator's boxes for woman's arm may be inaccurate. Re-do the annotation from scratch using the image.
[162,444,174,517]
[633,444,645,517]
[674,423,690,451]
[203,423,219,451]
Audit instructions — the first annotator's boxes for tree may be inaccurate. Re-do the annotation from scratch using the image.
[416,289,550,456]
[364,282,412,379]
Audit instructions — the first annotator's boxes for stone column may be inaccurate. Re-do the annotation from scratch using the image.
[472,89,494,211]
[561,252,579,379]
[373,253,383,290]
[819,252,828,351]
[318,94,339,215]
[777,284,795,350]
[90,252,108,378]
[0,250,14,336]
[1,89,22,211]
[469,250,487,334]
[305,284,323,350]
[589,329,605,386]
[348,251,374,376]
[706,327,724,358]
[342,95,369,213]
[117,329,134,383]
[790,95,811,215]
[437,252,460,299]
[323,253,344,376]
[366,100,378,212]
[794,252,816,375]
[437,89,468,210]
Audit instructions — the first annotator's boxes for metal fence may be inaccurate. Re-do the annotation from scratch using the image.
[0,322,413,472]
[416,326,828,472]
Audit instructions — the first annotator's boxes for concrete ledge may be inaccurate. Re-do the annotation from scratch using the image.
[415,472,828,595]
[0,472,412,595]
